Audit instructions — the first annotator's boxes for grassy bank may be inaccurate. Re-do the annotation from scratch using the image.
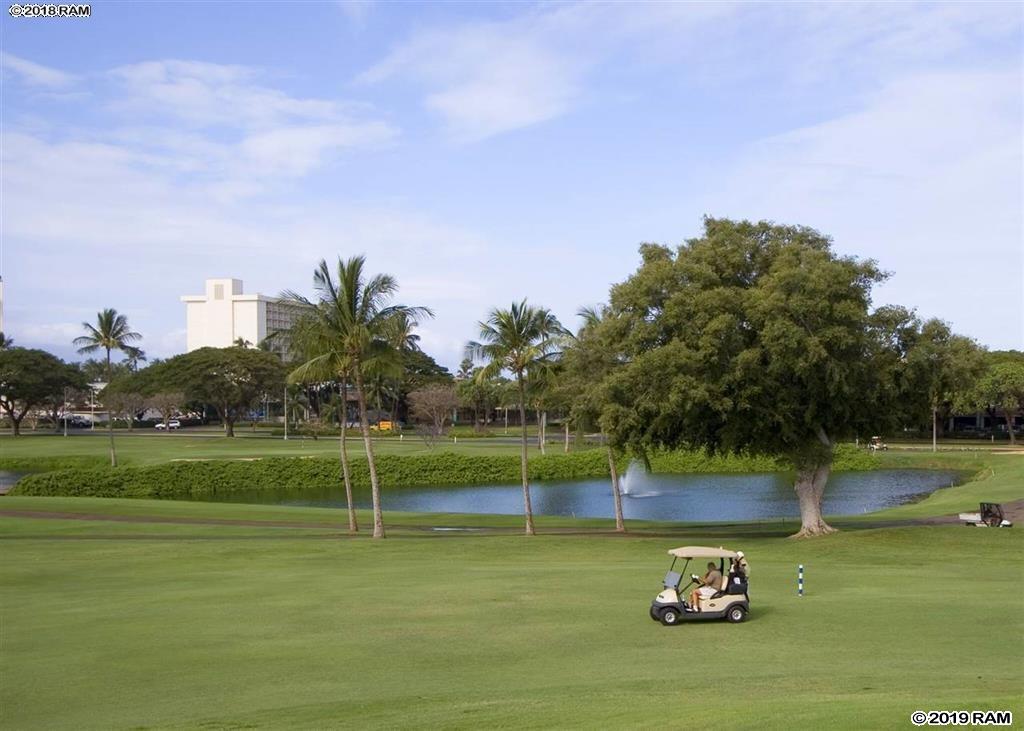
[0,495,1020,729]
[870,451,1023,519]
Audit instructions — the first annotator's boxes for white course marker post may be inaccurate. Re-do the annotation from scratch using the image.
[798,564,804,597]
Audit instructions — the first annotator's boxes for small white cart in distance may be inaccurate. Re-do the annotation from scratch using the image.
[959,502,1013,528]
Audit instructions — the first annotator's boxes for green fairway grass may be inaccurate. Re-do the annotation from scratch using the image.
[0,431,528,465]
[1,502,1020,729]
[1,446,1021,729]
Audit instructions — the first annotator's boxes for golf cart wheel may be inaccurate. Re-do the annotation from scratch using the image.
[659,608,681,626]
[726,606,747,624]
[649,607,660,621]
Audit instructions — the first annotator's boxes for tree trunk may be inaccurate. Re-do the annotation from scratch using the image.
[607,446,625,533]
[339,382,358,533]
[355,369,385,538]
[106,349,117,467]
[791,462,836,538]
[9,412,22,436]
[224,416,235,437]
[932,406,937,453]
[1006,410,1018,446]
[564,421,570,453]
[517,376,536,536]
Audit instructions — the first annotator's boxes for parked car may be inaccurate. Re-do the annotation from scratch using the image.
[154,419,181,430]
[61,416,92,428]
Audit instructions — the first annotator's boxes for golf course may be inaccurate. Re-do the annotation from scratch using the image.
[1,436,1021,729]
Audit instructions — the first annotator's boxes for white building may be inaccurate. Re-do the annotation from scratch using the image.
[180,278,298,353]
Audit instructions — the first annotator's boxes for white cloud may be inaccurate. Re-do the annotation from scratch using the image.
[698,70,1023,348]
[12,322,85,348]
[0,52,78,88]
[108,60,351,130]
[238,123,394,177]
[360,18,583,141]
[359,1,1020,141]
[336,0,374,26]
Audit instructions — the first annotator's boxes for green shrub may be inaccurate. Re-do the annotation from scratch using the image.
[10,451,613,499]
[9,444,879,499]
[645,444,878,473]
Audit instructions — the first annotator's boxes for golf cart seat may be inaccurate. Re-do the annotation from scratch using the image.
[708,569,749,597]
[711,572,748,599]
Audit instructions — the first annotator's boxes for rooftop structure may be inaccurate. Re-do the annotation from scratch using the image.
[180,278,297,353]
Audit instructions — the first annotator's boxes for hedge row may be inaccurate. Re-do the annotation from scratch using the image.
[646,443,878,473]
[10,445,879,499]
[10,451,611,499]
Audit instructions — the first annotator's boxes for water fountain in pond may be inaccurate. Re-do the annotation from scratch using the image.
[620,460,660,498]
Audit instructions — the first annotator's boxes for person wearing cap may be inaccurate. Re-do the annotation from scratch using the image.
[736,551,749,577]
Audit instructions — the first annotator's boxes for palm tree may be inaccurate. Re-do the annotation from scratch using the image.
[467,300,565,535]
[283,257,431,538]
[565,304,626,533]
[282,299,359,533]
[0,332,13,349]
[384,311,424,427]
[73,309,142,467]
[124,347,147,372]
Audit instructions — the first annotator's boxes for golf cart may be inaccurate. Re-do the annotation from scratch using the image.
[959,502,1013,528]
[649,546,749,626]
[869,436,888,452]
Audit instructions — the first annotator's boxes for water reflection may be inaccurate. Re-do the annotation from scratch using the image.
[188,468,963,521]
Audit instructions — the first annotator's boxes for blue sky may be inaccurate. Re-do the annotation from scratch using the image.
[1,0,1021,369]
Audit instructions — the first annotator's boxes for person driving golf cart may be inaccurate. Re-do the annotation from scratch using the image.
[688,562,722,611]
[650,546,750,625]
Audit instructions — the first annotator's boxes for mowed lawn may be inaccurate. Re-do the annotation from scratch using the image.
[0,431,529,464]
[1,446,1021,728]
[1,500,1022,729]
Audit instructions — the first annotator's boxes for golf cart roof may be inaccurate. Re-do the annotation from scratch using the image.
[668,546,739,559]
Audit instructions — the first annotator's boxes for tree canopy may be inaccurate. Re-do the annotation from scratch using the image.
[593,218,924,536]
[147,347,286,437]
[0,348,85,435]
[970,353,1024,445]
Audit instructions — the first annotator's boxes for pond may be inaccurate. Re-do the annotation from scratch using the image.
[187,466,966,522]
[0,472,26,495]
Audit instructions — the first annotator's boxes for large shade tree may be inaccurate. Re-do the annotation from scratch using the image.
[0,348,84,435]
[904,318,984,451]
[596,218,919,538]
[970,354,1024,444]
[73,309,142,466]
[158,347,285,437]
[467,300,565,536]
[283,257,431,539]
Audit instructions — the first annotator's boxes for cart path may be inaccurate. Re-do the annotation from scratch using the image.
[1,499,1021,536]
